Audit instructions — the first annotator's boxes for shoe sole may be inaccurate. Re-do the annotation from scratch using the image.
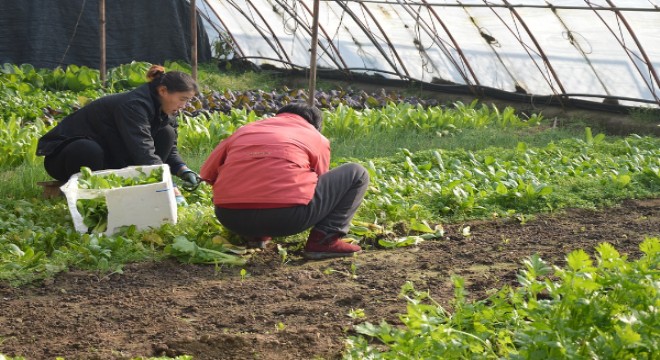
[303,250,361,260]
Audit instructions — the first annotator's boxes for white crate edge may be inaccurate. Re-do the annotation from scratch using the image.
[60,164,178,236]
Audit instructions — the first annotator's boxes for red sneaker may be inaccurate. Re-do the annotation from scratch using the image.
[303,229,361,260]
[243,236,272,249]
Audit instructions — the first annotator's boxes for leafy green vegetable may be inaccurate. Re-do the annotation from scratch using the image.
[378,235,423,249]
[76,197,109,233]
[77,166,164,189]
[167,236,246,266]
[75,166,164,233]
[345,238,660,359]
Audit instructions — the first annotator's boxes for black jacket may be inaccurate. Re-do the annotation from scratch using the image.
[37,83,185,173]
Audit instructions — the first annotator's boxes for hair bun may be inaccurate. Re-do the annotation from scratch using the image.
[146,65,166,82]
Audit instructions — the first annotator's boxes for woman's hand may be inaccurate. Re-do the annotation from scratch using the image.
[179,169,201,191]
[173,186,188,206]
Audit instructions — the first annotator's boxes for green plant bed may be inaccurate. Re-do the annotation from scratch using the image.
[1,61,658,287]
[345,237,660,359]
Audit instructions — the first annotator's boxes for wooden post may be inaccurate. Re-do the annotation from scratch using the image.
[99,0,106,87]
[191,0,198,81]
[307,0,320,106]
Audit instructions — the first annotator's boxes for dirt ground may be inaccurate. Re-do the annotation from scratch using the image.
[1,198,658,360]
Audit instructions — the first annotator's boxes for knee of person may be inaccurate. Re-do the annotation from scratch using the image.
[156,124,176,141]
[154,125,177,160]
[66,139,104,160]
[347,162,370,183]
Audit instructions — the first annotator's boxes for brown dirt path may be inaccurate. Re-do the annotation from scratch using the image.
[1,199,658,360]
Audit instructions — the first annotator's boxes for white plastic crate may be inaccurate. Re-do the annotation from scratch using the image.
[60,164,178,236]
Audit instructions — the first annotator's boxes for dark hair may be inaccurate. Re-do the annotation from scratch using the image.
[276,102,323,130]
[146,65,198,94]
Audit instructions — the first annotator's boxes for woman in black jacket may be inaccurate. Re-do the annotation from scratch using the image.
[37,65,200,192]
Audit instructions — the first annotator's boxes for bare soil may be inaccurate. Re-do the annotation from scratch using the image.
[1,198,659,359]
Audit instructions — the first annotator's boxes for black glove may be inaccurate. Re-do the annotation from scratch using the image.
[179,169,201,191]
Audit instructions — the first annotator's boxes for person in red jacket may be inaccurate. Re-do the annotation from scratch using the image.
[200,103,369,260]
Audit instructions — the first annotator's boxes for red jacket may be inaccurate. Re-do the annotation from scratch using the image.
[200,113,330,208]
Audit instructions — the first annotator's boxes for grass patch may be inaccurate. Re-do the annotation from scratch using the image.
[0,162,48,199]
[329,125,588,159]
[628,106,660,124]
[197,63,282,91]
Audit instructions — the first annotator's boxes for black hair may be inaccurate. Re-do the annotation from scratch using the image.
[276,102,323,131]
[147,65,198,94]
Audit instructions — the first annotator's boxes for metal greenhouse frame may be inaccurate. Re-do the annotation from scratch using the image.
[191,0,660,109]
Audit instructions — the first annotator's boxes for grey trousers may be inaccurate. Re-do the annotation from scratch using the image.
[215,163,370,237]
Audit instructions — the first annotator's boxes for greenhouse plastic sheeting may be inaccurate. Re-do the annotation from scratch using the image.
[196,0,660,107]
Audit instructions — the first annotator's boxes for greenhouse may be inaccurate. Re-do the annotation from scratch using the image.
[197,0,660,108]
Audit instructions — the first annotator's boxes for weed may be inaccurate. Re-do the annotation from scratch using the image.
[277,244,289,264]
[240,268,249,281]
[348,308,366,319]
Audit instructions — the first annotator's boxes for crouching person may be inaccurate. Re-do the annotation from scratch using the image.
[200,103,369,260]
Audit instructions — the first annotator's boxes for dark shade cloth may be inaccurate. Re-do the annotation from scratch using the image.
[0,0,212,69]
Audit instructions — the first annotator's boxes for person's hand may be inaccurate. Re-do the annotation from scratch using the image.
[175,194,188,207]
[179,169,200,191]
[173,186,188,206]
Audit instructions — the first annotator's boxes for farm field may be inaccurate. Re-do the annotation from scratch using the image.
[1,63,659,359]
[1,200,658,359]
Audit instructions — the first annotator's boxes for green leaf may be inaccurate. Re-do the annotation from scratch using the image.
[350,225,370,236]
[409,219,434,233]
[615,325,641,345]
[365,96,380,108]
[522,254,551,278]
[354,322,384,337]
[538,186,553,196]
[585,127,594,144]
[596,242,621,266]
[171,236,199,255]
[378,236,423,248]
[566,249,593,271]
[170,236,246,266]
[639,237,659,257]
[8,243,25,257]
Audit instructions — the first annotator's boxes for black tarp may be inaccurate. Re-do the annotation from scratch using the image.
[0,0,212,69]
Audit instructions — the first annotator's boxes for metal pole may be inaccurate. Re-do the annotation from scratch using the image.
[308,0,320,106]
[191,0,198,81]
[296,0,349,71]
[605,0,660,103]
[99,0,106,88]
[201,0,246,58]
[244,0,293,64]
[334,1,405,79]
[224,0,288,64]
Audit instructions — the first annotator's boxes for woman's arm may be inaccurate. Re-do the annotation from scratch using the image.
[114,101,162,165]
